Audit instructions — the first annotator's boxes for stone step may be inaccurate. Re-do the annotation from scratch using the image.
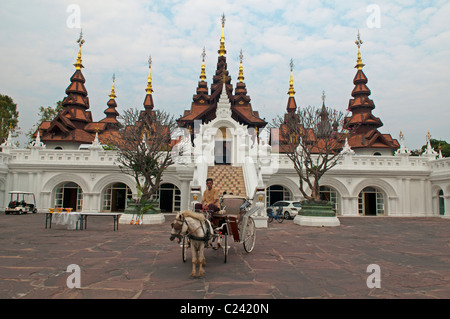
[207,165,246,197]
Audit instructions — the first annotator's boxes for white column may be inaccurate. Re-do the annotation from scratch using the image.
[342,196,359,216]
[11,172,18,191]
[404,178,411,216]
[424,179,433,216]
[41,191,51,211]
[28,172,34,193]
[180,180,190,211]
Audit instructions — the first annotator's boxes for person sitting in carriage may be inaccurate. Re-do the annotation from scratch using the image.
[195,178,220,219]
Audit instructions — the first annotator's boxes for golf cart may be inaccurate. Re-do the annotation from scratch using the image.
[5,191,37,215]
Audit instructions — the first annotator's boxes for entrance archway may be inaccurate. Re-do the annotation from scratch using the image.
[358,187,385,216]
[102,183,132,212]
[54,182,83,211]
[439,189,445,216]
[156,183,181,213]
[214,127,232,165]
[266,185,292,206]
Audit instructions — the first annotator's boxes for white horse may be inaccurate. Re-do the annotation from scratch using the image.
[170,211,217,278]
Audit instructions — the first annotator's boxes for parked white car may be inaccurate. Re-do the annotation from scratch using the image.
[267,201,302,219]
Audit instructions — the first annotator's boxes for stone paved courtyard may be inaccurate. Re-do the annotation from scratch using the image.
[0,213,449,299]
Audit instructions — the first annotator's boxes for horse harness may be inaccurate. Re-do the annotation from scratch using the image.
[172,214,213,243]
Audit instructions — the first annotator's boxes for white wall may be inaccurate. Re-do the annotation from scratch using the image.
[2,144,450,217]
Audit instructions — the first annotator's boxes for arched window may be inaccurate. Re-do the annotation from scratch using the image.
[102,183,132,212]
[320,186,339,214]
[439,189,445,216]
[358,187,385,216]
[154,183,181,213]
[266,185,292,206]
[54,182,83,211]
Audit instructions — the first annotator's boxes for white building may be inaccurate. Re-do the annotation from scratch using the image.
[1,23,449,219]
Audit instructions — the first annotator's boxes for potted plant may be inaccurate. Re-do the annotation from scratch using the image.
[125,185,161,225]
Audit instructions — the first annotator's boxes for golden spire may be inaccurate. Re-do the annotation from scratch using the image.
[238,49,244,83]
[74,30,85,70]
[355,30,365,70]
[200,47,206,81]
[218,13,226,56]
[146,55,153,94]
[109,73,117,99]
[288,59,295,97]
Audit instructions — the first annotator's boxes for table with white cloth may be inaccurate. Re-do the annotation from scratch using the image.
[45,212,82,230]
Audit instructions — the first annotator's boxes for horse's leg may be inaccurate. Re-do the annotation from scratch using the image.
[198,242,206,278]
[190,242,198,278]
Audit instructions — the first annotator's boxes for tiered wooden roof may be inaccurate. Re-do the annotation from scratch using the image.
[275,33,399,154]
[343,32,399,150]
[177,15,266,133]
[37,33,121,146]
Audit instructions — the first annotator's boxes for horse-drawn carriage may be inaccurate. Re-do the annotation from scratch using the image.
[170,194,257,277]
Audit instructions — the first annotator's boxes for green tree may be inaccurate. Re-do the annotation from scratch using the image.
[27,101,63,141]
[0,94,19,144]
[411,139,450,157]
[424,139,450,157]
[110,108,177,201]
[272,105,347,202]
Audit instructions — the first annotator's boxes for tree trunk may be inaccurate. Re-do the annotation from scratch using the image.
[311,179,321,202]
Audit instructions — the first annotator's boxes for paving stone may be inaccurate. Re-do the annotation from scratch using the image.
[0,213,449,299]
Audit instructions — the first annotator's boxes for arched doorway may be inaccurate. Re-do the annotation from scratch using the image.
[155,183,181,213]
[215,127,232,165]
[266,185,292,206]
[320,186,340,215]
[54,182,83,211]
[439,189,445,216]
[358,187,385,216]
[102,183,132,212]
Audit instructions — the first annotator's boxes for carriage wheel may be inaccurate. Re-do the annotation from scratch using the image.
[243,217,256,253]
[222,233,228,263]
[182,235,188,262]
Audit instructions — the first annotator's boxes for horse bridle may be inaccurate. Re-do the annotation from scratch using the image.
[170,214,211,243]
[170,214,187,242]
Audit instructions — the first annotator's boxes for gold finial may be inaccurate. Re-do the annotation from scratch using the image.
[218,13,226,56]
[355,30,365,70]
[146,55,153,94]
[200,47,206,81]
[109,73,116,99]
[288,59,295,97]
[74,30,85,70]
[238,49,244,83]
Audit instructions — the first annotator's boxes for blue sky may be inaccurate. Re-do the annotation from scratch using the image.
[1,0,449,150]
